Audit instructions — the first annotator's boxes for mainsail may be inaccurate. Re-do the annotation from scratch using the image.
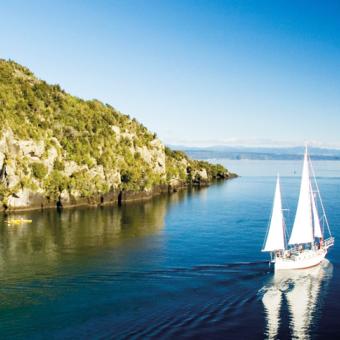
[263,176,285,252]
[288,151,314,245]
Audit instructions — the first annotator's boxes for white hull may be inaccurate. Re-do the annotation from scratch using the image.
[274,248,327,271]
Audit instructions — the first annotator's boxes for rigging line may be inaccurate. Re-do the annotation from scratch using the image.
[280,177,292,245]
[308,154,332,237]
[277,175,289,246]
[283,217,288,249]
[282,196,290,246]
[309,182,319,239]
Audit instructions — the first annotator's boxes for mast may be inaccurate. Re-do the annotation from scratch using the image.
[288,148,314,245]
[263,175,286,252]
[311,184,323,238]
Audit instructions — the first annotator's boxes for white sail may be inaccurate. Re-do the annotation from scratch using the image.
[289,152,314,245]
[311,187,323,238]
[263,176,285,252]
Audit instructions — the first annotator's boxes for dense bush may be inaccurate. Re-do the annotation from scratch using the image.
[32,162,48,179]
[44,170,69,198]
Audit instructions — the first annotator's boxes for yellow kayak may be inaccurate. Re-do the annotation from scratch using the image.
[6,219,32,225]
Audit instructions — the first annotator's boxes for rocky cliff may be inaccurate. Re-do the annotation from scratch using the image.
[0,59,235,211]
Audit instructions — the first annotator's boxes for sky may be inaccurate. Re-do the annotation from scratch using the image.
[1,0,340,147]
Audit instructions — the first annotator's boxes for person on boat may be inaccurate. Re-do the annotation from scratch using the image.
[316,240,323,250]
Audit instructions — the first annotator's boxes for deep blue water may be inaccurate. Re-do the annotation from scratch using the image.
[0,160,340,339]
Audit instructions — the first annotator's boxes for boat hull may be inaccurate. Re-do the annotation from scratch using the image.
[274,249,327,271]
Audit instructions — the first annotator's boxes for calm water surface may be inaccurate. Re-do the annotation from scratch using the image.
[0,160,340,339]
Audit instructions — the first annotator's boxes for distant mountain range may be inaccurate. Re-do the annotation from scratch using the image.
[169,146,340,161]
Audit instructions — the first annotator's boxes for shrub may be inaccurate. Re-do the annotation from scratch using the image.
[32,162,48,179]
[53,159,64,171]
[44,170,69,198]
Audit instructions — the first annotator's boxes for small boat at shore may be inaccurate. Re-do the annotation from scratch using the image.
[6,218,32,226]
[262,147,334,270]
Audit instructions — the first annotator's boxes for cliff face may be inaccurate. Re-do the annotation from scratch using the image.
[0,59,235,210]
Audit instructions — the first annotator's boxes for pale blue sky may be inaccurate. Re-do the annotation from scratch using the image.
[1,1,340,146]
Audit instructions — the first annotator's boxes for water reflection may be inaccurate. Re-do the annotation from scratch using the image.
[0,191,188,283]
[262,260,333,339]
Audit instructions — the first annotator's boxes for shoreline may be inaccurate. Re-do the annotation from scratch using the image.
[2,176,237,214]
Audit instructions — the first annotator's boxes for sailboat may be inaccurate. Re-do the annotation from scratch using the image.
[262,147,334,270]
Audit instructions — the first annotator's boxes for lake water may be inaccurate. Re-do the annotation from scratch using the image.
[0,160,340,339]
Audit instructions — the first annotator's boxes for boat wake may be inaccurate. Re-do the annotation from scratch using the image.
[49,260,272,339]
[66,261,270,339]
[80,260,270,283]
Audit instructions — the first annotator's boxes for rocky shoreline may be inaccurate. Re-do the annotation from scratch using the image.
[0,126,236,212]
[2,175,237,212]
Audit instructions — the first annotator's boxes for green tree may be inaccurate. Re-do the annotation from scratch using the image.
[32,162,48,179]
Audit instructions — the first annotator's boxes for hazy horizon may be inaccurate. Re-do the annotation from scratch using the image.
[167,140,340,149]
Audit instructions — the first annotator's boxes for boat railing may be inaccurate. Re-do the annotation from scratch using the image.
[324,237,335,249]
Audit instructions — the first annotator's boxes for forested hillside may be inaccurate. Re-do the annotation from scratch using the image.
[0,59,234,210]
